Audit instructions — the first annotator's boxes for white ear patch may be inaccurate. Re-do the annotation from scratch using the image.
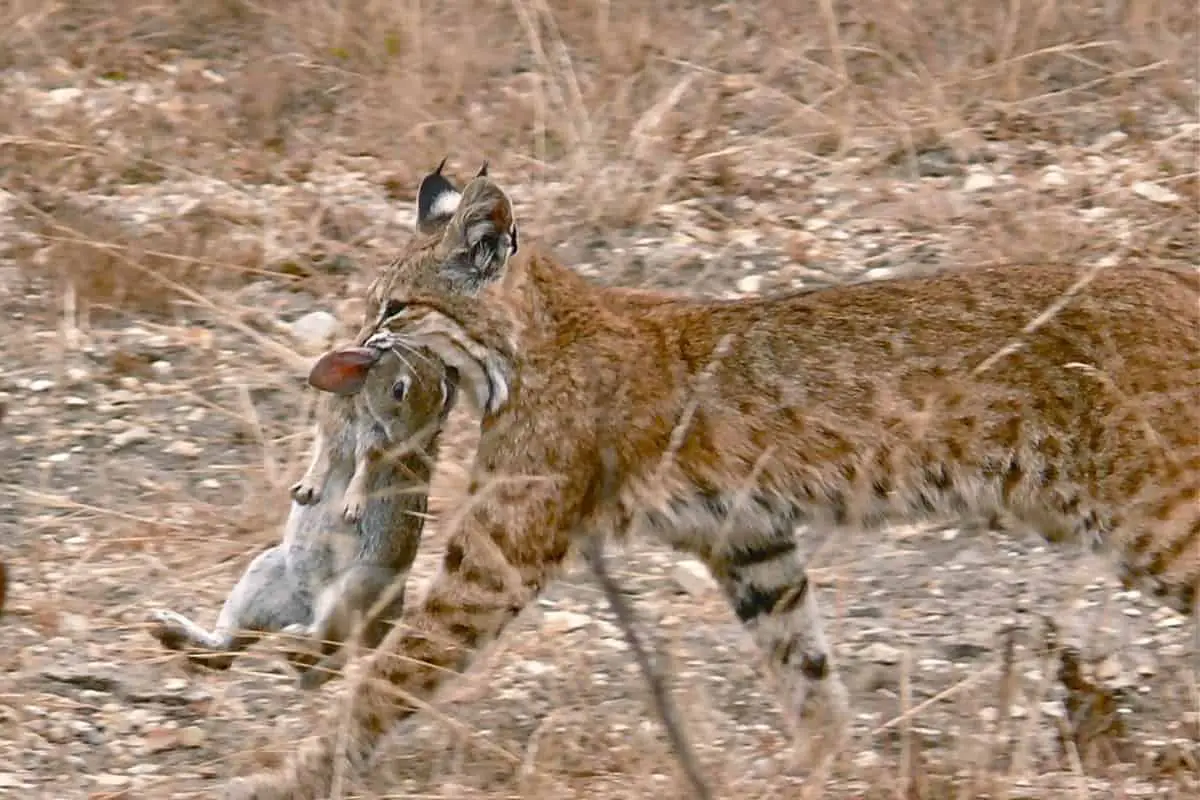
[430,190,462,219]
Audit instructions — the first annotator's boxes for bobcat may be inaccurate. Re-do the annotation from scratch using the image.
[225,165,1200,799]
[150,341,455,688]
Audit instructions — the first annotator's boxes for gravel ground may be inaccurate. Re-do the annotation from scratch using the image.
[1,3,1198,798]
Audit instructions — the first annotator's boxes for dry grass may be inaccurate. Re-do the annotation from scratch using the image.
[1,0,1198,798]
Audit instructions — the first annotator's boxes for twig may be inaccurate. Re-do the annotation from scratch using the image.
[578,448,715,800]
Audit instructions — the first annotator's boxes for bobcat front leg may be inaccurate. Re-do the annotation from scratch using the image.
[224,473,583,800]
[291,423,331,505]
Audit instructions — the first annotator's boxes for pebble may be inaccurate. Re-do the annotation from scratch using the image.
[962,170,997,193]
[165,440,203,458]
[110,426,152,450]
[542,610,592,635]
[1091,131,1128,151]
[288,310,340,353]
[735,274,762,293]
[177,726,207,748]
[1039,166,1069,188]
[1131,180,1182,205]
[29,379,55,392]
[671,560,716,597]
[862,642,903,665]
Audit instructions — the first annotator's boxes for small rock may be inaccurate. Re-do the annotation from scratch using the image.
[177,726,206,748]
[542,610,592,635]
[165,440,202,458]
[520,660,554,677]
[1131,180,1181,205]
[1039,166,1069,188]
[142,727,179,754]
[1041,700,1066,719]
[48,87,85,104]
[962,170,997,193]
[1091,131,1128,151]
[29,379,55,392]
[863,266,900,282]
[64,396,89,407]
[110,426,152,450]
[1095,654,1124,682]
[93,774,130,788]
[288,310,340,353]
[671,560,716,597]
[862,642,903,665]
[736,274,763,293]
[0,774,26,789]
[151,360,172,377]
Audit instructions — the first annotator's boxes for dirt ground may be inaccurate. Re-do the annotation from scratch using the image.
[1,1,1198,798]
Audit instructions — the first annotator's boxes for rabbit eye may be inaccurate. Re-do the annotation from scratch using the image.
[392,377,411,401]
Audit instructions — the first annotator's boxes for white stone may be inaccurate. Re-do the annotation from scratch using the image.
[1132,180,1181,205]
[288,310,340,352]
[1040,167,1069,188]
[962,170,997,193]
[736,274,762,293]
[672,560,716,597]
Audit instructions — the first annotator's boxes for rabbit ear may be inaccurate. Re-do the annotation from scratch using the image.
[308,347,382,395]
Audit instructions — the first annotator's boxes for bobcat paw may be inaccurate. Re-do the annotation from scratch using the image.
[290,480,320,505]
[783,675,852,767]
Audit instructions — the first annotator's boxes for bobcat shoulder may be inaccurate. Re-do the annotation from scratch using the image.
[227,164,1200,800]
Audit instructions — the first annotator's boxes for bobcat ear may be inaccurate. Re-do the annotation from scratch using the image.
[416,157,462,233]
[438,176,518,293]
[307,346,382,396]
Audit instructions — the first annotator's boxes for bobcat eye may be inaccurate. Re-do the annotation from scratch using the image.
[381,299,407,321]
[392,376,411,401]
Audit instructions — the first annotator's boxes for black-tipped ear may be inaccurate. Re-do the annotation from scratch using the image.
[475,161,489,178]
[437,178,518,293]
[416,158,462,233]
